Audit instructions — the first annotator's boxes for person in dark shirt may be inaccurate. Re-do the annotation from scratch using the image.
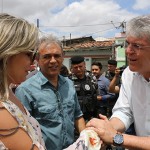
[69,56,98,121]
[105,59,121,116]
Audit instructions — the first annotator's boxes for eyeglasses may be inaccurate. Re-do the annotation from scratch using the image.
[32,51,37,62]
[124,41,150,53]
[25,49,37,63]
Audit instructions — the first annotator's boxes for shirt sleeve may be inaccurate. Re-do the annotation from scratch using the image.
[74,92,83,119]
[99,77,115,101]
[111,67,134,130]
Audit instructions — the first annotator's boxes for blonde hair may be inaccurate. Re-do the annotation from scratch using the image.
[0,13,39,100]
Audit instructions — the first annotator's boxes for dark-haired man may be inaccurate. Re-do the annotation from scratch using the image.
[105,59,121,116]
[91,62,115,117]
[105,59,117,81]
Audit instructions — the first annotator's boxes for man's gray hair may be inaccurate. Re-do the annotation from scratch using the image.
[38,35,63,52]
[126,15,150,42]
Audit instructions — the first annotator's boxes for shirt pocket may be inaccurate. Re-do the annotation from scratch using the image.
[37,105,58,120]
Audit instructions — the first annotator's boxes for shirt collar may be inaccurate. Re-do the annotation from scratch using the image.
[133,72,150,82]
[37,71,66,88]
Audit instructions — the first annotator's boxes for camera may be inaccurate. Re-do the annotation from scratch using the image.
[119,65,126,76]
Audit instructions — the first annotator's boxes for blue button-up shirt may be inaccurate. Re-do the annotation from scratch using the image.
[97,75,115,101]
[15,71,83,150]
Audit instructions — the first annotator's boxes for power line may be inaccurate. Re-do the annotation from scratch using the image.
[83,27,115,37]
[38,21,126,40]
[39,21,121,28]
[111,21,126,32]
[39,27,116,40]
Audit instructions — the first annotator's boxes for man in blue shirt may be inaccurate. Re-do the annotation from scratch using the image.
[91,62,115,117]
[15,35,85,150]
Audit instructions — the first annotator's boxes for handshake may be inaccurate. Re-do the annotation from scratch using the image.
[64,129,101,150]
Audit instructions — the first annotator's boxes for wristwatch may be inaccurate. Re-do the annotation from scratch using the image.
[113,132,124,146]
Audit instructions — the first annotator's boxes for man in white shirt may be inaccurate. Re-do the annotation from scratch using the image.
[87,14,150,149]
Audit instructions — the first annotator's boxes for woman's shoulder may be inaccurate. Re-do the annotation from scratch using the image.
[0,100,20,149]
[0,100,18,128]
[0,100,45,150]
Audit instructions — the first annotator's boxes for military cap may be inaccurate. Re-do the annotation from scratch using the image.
[108,59,117,66]
[70,56,84,64]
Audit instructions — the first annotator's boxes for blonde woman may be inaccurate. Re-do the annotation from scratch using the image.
[0,13,45,150]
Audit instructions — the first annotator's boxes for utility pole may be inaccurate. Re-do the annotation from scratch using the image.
[70,33,71,45]
[111,21,127,65]
[37,19,39,28]
[1,0,3,12]
[111,20,126,32]
[111,43,124,60]
[120,21,126,33]
[62,36,66,47]
[119,21,128,66]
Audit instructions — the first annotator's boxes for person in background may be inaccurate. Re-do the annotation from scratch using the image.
[105,60,118,81]
[87,14,150,149]
[69,56,98,121]
[108,68,121,93]
[60,64,69,77]
[26,60,40,79]
[108,65,126,94]
[0,13,45,150]
[91,62,115,117]
[92,62,116,150]
[105,60,121,118]
[15,35,85,150]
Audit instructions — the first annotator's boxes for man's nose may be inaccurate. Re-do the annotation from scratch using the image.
[77,67,81,70]
[50,56,57,62]
[126,46,135,54]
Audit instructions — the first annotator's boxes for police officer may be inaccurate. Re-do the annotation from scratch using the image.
[69,56,98,121]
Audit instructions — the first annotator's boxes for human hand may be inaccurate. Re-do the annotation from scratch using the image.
[64,129,101,150]
[86,114,117,145]
[97,96,102,101]
[115,68,120,77]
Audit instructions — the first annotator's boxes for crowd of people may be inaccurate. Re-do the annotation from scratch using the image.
[0,12,150,150]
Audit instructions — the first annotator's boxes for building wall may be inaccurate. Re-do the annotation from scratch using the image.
[115,33,126,67]
[63,47,112,72]
[116,46,126,67]
[63,57,92,72]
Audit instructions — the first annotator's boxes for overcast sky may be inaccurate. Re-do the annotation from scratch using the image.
[1,0,150,40]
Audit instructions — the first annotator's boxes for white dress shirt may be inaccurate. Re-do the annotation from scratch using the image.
[112,67,150,136]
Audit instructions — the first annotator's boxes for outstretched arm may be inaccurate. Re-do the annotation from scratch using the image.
[87,115,150,150]
[75,116,86,133]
